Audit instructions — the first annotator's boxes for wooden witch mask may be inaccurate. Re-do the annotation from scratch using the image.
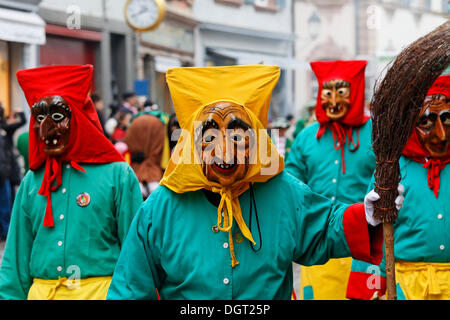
[31,96,71,157]
[416,93,450,158]
[320,79,351,120]
[310,60,368,125]
[195,101,254,187]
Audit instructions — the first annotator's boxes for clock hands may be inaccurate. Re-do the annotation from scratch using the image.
[131,6,149,18]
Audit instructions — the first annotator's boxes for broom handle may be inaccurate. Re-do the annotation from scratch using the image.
[383,222,396,300]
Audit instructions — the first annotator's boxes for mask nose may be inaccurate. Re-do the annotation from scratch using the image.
[434,118,447,142]
[331,91,337,107]
[221,135,235,164]
[39,116,54,141]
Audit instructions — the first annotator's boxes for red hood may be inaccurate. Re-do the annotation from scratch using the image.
[401,75,450,198]
[16,64,123,169]
[310,60,370,127]
[402,75,450,160]
[16,64,124,227]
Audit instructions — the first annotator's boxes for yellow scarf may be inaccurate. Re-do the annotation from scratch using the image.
[161,65,284,267]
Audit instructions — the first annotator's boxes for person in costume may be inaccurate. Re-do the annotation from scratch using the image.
[346,75,450,300]
[285,60,376,300]
[0,65,142,300]
[105,65,398,300]
[125,113,166,199]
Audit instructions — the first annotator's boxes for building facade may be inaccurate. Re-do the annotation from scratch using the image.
[137,0,198,113]
[0,0,45,116]
[37,0,136,115]
[193,0,297,119]
[293,0,449,120]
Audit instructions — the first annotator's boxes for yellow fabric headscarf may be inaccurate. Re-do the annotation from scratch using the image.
[161,65,284,267]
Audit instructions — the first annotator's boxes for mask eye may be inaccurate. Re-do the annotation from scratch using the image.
[418,117,434,130]
[232,134,242,142]
[441,112,450,126]
[322,89,331,97]
[35,114,46,123]
[51,112,66,122]
[203,135,215,143]
[337,88,348,96]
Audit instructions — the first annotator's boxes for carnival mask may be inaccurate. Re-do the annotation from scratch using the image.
[321,79,351,120]
[416,94,450,158]
[32,96,71,157]
[195,101,253,187]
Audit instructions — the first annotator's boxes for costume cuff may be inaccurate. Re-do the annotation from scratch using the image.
[343,203,383,264]
[346,271,386,300]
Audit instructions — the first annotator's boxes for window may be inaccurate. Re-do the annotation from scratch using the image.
[423,0,432,10]
[397,0,411,7]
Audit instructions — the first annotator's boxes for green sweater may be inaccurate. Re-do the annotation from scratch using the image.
[285,120,376,204]
[107,171,382,300]
[0,162,142,300]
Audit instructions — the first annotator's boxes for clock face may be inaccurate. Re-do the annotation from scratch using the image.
[125,0,165,31]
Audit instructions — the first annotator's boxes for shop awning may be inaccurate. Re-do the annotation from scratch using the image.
[208,48,310,71]
[0,8,46,45]
[155,55,181,73]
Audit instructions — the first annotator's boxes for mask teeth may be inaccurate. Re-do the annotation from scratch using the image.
[217,163,233,169]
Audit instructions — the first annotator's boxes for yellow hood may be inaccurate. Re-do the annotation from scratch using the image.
[161,65,284,267]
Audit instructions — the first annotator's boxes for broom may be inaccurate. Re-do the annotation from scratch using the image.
[370,21,450,300]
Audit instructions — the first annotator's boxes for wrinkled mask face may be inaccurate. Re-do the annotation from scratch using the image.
[195,101,253,187]
[32,96,71,157]
[321,79,351,120]
[416,94,450,158]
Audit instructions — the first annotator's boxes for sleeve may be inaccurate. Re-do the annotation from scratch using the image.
[114,163,143,245]
[293,181,383,267]
[107,197,163,300]
[4,112,26,135]
[346,175,387,300]
[285,130,308,183]
[0,174,34,299]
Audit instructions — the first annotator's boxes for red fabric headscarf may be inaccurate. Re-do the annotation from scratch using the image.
[402,75,450,197]
[17,65,124,227]
[310,60,370,173]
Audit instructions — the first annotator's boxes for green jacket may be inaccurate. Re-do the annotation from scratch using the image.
[0,162,142,300]
[347,156,450,300]
[107,171,382,300]
[285,120,376,204]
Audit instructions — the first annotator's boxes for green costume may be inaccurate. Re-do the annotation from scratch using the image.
[107,171,382,300]
[347,156,450,300]
[0,162,142,299]
[285,120,375,204]
[16,131,29,173]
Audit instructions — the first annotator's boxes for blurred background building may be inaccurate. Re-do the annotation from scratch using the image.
[0,0,45,116]
[0,0,448,121]
[294,0,449,119]
[192,0,298,120]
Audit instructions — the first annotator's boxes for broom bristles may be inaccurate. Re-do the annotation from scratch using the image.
[370,21,450,222]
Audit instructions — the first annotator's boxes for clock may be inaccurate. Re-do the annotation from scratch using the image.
[124,0,166,32]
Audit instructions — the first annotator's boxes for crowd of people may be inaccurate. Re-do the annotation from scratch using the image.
[0,27,448,300]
